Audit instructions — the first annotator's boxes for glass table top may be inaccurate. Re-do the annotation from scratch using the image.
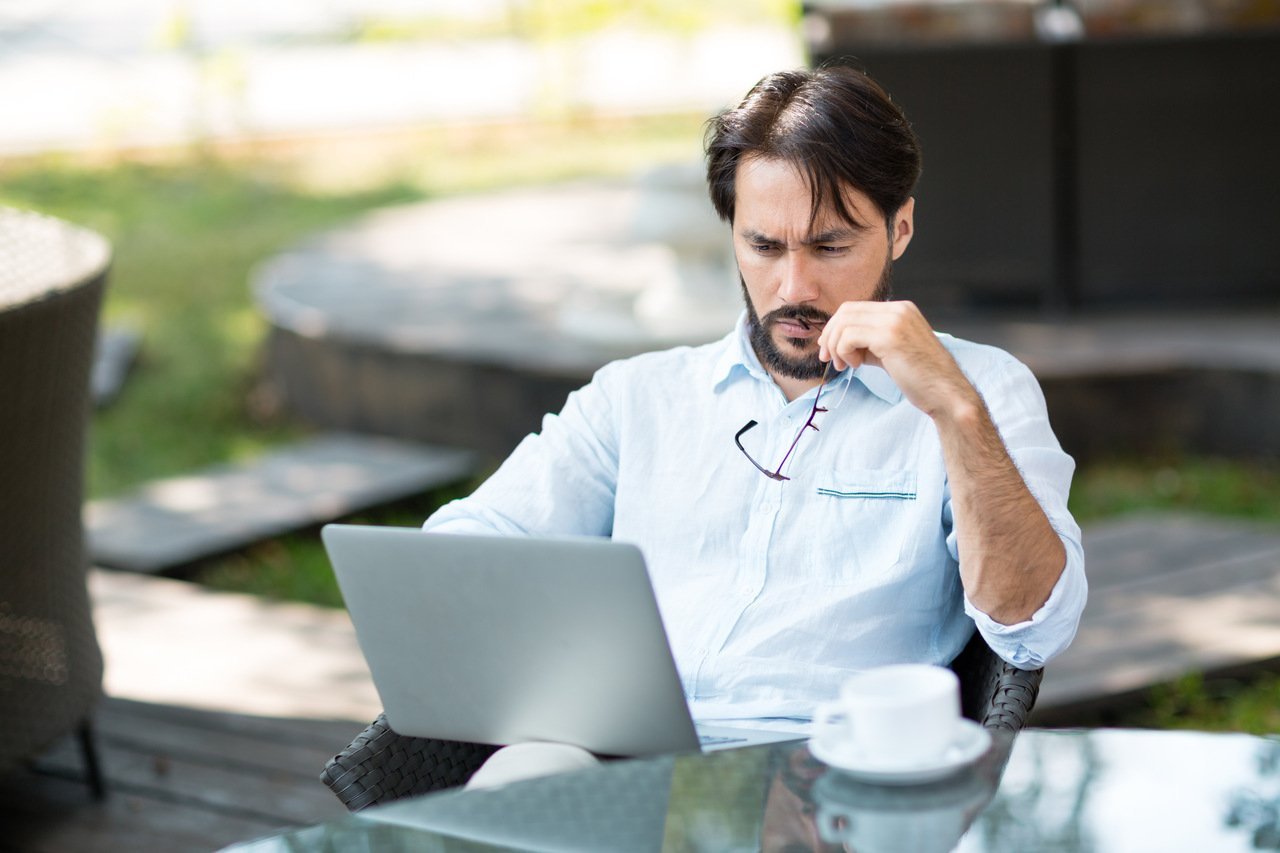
[228,728,1280,852]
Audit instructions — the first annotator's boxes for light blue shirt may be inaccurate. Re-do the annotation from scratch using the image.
[424,314,1086,726]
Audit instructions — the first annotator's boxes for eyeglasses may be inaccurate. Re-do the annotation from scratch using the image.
[734,363,847,481]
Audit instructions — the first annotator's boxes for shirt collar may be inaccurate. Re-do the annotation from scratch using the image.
[852,362,903,405]
[709,312,770,389]
[710,311,903,405]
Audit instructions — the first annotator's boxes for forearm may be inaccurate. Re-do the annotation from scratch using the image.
[933,391,1067,625]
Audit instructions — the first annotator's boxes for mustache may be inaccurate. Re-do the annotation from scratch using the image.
[762,305,830,332]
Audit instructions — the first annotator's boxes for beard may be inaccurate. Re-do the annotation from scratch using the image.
[743,256,894,381]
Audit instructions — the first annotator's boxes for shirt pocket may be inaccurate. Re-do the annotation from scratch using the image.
[807,468,919,585]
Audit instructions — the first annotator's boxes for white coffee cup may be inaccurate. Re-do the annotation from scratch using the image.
[813,664,961,768]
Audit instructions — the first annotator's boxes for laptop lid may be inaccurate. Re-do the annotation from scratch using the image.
[322,524,702,757]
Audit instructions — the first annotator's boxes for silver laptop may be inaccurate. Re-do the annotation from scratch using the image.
[322,524,800,756]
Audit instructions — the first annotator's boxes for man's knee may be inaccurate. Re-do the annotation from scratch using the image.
[464,742,601,790]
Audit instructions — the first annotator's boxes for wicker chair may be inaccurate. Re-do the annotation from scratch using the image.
[321,629,1042,811]
[0,208,110,796]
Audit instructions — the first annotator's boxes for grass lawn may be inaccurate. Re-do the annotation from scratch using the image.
[5,119,1280,734]
[3,160,422,497]
[1069,456,1280,525]
[0,113,707,603]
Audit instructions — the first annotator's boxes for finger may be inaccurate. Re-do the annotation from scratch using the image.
[818,307,868,356]
[819,303,886,353]
[826,322,859,358]
[818,323,847,367]
[828,328,865,372]
[818,325,849,370]
[836,348,865,372]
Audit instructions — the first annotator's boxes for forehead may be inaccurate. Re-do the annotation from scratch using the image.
[734,154,882,234]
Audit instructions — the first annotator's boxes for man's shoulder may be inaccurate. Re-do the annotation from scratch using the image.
[935,332,1047,408]
[936,332,1027,375]
[595,336,729,385]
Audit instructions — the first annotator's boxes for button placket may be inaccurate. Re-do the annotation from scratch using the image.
[689,469,782,700]
[691,382,817,700]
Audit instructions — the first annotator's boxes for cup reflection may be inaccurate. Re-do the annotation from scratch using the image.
[806,731,1012,853]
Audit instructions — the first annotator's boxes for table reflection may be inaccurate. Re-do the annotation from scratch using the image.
[1226,738,1280,850]
[228,729,1280,852]
[660,733,1014,852]
[970,730,1280,852]
[813,756,1005,853]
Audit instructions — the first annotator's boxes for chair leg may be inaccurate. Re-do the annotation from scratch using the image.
[77,720,107,800]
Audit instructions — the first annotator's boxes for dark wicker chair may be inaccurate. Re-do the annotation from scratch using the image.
[0,208,111,797]
[948,628,1043,732]
[321,630,1042,811]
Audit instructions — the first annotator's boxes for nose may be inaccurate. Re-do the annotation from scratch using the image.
[777,250,819,304]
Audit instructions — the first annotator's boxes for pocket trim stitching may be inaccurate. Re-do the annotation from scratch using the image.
[816,488,917,500]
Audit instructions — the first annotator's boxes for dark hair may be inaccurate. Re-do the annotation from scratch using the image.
[704,64,922,231]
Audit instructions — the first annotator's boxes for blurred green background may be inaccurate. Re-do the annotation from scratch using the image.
[3,0,1278,733]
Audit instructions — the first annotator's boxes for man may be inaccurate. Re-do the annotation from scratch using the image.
[424,65,1086,735]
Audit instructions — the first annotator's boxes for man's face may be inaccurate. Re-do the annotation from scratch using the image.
[733,154,914,381]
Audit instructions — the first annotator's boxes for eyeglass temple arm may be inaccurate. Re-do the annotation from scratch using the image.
[734,420,790,481]
[771,367,833,473]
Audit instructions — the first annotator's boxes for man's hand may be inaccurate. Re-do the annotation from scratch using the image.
[816,300,980,421]
[818,299,1067,626]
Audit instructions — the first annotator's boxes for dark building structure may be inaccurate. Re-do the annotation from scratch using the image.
[801,1,1280,313]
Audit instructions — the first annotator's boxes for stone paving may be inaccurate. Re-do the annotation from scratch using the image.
[86,433,474,573]
[90,568,380,723]
[1038,513,1280,714]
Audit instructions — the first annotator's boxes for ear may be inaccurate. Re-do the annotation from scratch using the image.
[889,197,915,260]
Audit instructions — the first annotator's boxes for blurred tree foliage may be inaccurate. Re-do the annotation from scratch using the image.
[353,0,800,43]
[517,0,800,39]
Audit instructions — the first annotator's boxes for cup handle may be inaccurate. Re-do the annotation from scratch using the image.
[816,803,849,844]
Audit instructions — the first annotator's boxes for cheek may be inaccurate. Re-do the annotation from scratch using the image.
[736,257,773,296]
[734,246,764,275]
[829,257,887,301]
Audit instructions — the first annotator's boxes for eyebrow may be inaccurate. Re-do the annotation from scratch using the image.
[739,227,862,246]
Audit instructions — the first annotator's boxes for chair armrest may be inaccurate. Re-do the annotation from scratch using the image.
[320,714,498,811]
[950,631,1044,732]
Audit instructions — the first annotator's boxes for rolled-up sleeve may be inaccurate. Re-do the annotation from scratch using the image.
[950,356,1088,669]
[964,532,1087,669]
[423,363,622,538]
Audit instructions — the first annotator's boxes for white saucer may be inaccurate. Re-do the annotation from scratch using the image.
[808,719,992,785]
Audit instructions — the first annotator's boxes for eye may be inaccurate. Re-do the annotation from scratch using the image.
[817,244,849,255]
[751,241,779,255]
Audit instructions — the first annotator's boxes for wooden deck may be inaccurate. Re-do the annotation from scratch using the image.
[1,700,359,853]
[3,511,1280,851]
[2,568,381,853]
